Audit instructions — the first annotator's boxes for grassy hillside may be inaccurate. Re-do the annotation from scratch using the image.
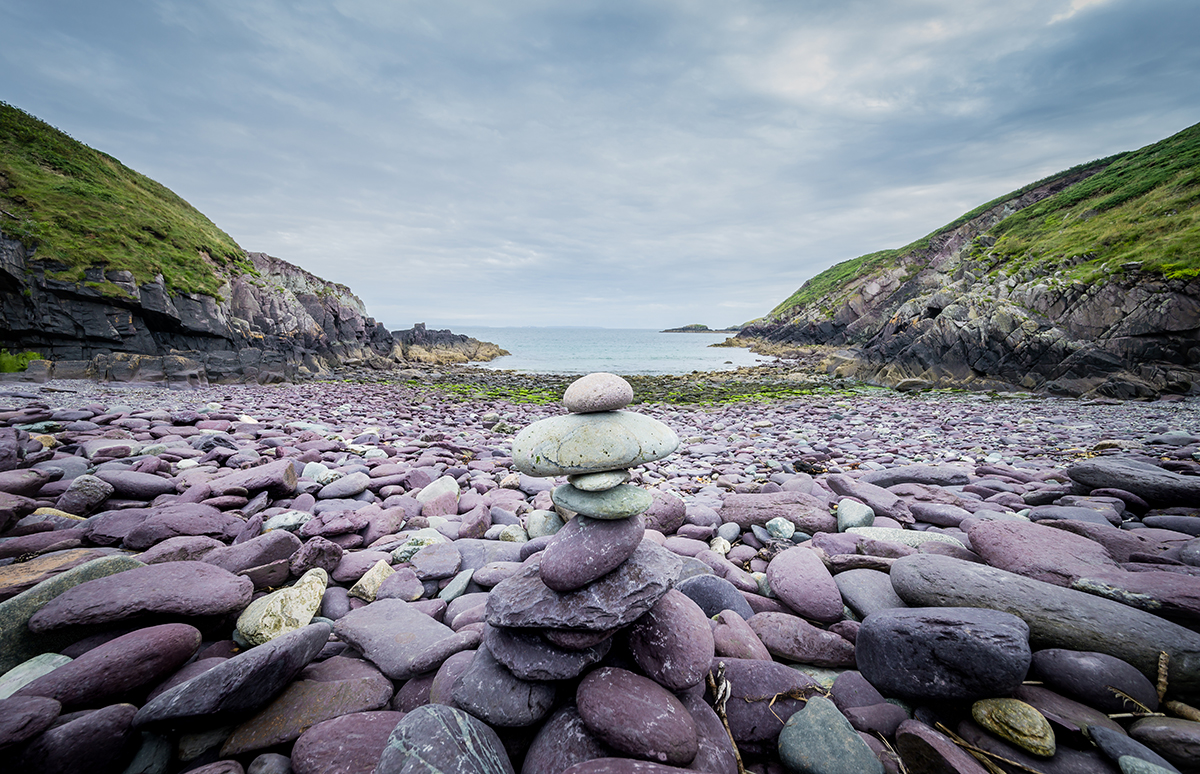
[768,120,1200,320]
[0,102,248,297]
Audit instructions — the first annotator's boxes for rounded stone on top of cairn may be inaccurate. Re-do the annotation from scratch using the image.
[562,372,634,414]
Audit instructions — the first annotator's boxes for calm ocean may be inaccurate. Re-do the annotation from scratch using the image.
[450,327,773,375]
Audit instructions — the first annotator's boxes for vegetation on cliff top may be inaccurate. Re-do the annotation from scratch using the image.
[768,120,1200,320]
[0,102,248,297]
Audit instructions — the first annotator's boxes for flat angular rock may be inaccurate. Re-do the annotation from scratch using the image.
[552,484,653,520]
[486,540,681,632]
[28,561,254,632]
[719,491,836,533]
[569,470,632,492]
[777,695,883,774]
[628,589,714,691]
[576,667,698,766]
[122,503,245,550]
[860,464,971,488]
[236,568,327,646]
[376,703,515,774]
[11,701,139,774]
[766,545,843,623]
[333,598,459,680]
[484,624,611,681]
[834,568,907,619]
[96,469,178,500]
[1069,458,1200,507]
[411,541,462,580]
[291,710,406,774]
[563,373,634,414]
[0,546,124,602]
[890,553,1200,694]
[540,513,645,592]
[55,474,114,516]
[748,611,857,668]
[133,622,331,729]
[967,519,1121,586]
[203,530,302,575]
[15,623,200,709]
[451,643,556,727]
[513,411,680,477]
[856,607,1031,700]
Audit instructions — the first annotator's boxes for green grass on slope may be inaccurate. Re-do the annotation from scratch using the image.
[767,121,1200,321]
[987,122,1200,283]
[0,102,249,297]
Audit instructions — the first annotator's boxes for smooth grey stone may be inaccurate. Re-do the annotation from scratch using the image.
[451,643,556,727]
[717,522,741,542]
[0,652,72,699]
[1089,725,1181,773]
[512,411,680,477]
[890,553,1200,695]
[563,373,634,414]
[837,499,875,531]
[120,731,173,774]
[778,695,883,774]
[675,573,755,620]
[834,568,908,619]
[375,704,515,774]
[551,484,652,520]
[1033,648,1160,713]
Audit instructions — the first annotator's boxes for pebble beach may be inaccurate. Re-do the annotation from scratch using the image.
[1,366,1200,774]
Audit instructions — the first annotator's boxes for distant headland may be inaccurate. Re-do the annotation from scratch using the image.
[660,323,742,333]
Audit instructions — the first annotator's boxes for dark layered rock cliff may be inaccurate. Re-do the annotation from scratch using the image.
[738,123,1200,399]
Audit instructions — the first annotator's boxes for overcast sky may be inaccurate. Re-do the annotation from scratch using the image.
[3,0,1199,330]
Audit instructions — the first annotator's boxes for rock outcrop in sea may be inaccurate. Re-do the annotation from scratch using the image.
[0,372,1198,773]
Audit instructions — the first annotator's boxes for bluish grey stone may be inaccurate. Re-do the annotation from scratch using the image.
[513,411,680,477]
[568,470,631,492]
[551,484,653,520]
[376,704,515,774]
[526,509,566,538]
[836,499,875,532]
[778,696,883,774]
[0,652,72,699]
[451,643,556,727]
[766,516,796,540]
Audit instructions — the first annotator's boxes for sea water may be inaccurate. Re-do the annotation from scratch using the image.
[450,327,773,375]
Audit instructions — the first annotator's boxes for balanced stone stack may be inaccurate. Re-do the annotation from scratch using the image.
[474,373,734,771]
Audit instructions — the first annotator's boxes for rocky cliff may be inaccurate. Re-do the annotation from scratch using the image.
[738,123,1200,399]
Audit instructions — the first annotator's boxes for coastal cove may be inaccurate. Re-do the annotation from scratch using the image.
[449,327,770,375]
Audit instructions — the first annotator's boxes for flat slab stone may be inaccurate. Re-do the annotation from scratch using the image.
[376,703,515,774]
[333,598,460,680]
[551,484,653,520]
[28,561,253,632]
[451,643,556,727]
[513,411,680,477]
[133,622,331,729]
[719,491,836,533]
[484,624,611,681]
[891,553,1200,695]
[1069,458,1200,507]
[486,540,681,632]
[0,547,123,602]
[291,710,406,774]
[966,519,1121,586]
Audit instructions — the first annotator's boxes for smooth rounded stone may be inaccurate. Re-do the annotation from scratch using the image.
[348,559,395,602]
[627,589,714,691]
[675,573,755,620]
[410,541,462,581]
[522,704,614,774]
[0,554,144,673]
[0,652,73,699]
[1068,457,1200,507]
[777,695,883,774]
[1032,648,1160,714]
[415,475,461,505]
[909,501,973,527]
[291,710,406,774]
[1089,725,1182,774]
[826,475,912,524]
[846,526,961,548]
[451,643,556,727]
[563,372,634,414]
[429,648,475,707]
[133,623,330,730]
[317,471,370,500]
[640,490,685,535]
[1030,504,1119,526]
[512,411,680,477]
[96,469,177,500]
[837,499,875,532]
[28,560,253,632]
[716,522,741,542]
[843,702,909,738]
[747,612,856,667]
[766,546,843,624]
[249,753,291,774]
[552,484,653,521]
[137,535,223,565]
[12,701,139,774]
[484,624,611,681]
[334,599,462,680]
[540,513,645,592]
[1129,717,1200,773]
[834,568,907,619]
[717,657,822,743]
[236,568,327,647]
[1013,684,1127,737]
[487,540,681,632]
[895,719,991,774]
[221,657,394,755]
[0,694,61,748]
[719,491,836,533]
[1119,757,1178,774]
[526,509,566,539]
[203,530,303,575]
[856,607,1031,700]
[972,698,1055,757]
[956,719,1120,774]
[569,470,632,492]
[472,561,524,588]
[376,703,515,774]
[711,609,772,661]
[499,524,530,543]
[121,502,245,550]
[576,666,698,766]
[14,623,200,709]
[674,692,737,774]
[890,553,1200,695]
[55,473,115,516]
[766,515,797,540]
